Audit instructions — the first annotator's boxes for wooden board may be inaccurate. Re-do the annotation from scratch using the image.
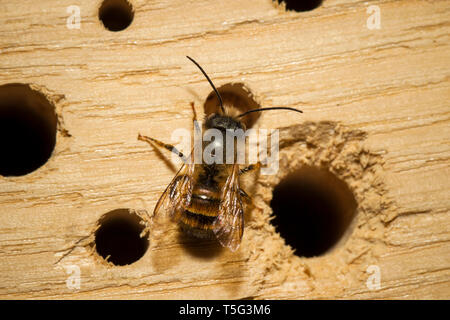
[0,0,448,299]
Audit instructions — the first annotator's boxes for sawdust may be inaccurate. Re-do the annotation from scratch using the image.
[243,121,395,298]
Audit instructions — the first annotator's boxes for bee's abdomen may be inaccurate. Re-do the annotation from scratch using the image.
[179,191,221,239]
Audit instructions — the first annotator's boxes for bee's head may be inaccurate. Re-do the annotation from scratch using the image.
[205,113,245,132]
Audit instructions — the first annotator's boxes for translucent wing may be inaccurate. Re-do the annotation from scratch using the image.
[153,160,195,222]
[213,164,244,251]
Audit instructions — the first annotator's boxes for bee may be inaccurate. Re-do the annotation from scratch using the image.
[138,56,302,251]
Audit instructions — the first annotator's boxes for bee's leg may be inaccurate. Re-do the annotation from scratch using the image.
[240,162,261,205]
[138,134,187,162]
[239,188,252,205]
[190,102,202,163]
[190,101,201,132]
[239,162,261,176]
[190,101,198,121]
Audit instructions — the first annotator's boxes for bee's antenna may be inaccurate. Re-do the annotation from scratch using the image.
[186,56,225,114]
[237,107,303,118]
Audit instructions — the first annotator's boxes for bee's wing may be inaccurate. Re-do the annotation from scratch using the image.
[153,160,195,222]
[213,164,244,251]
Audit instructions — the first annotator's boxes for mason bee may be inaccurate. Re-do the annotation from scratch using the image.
[138,56,302,251]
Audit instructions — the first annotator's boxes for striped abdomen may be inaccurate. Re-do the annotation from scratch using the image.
[179,188,221,239]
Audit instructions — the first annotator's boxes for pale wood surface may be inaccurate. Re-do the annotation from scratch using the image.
[0,0,449,299]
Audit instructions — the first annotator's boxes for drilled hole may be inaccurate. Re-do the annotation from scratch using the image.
[204,83,261,129]
[0,83,57,177]
[270,166,357,257]
[95,209,148,266]
[277,0,323,12]
[99,0,134,32]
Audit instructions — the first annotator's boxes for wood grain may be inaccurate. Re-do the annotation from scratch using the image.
[0,0,448,299]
